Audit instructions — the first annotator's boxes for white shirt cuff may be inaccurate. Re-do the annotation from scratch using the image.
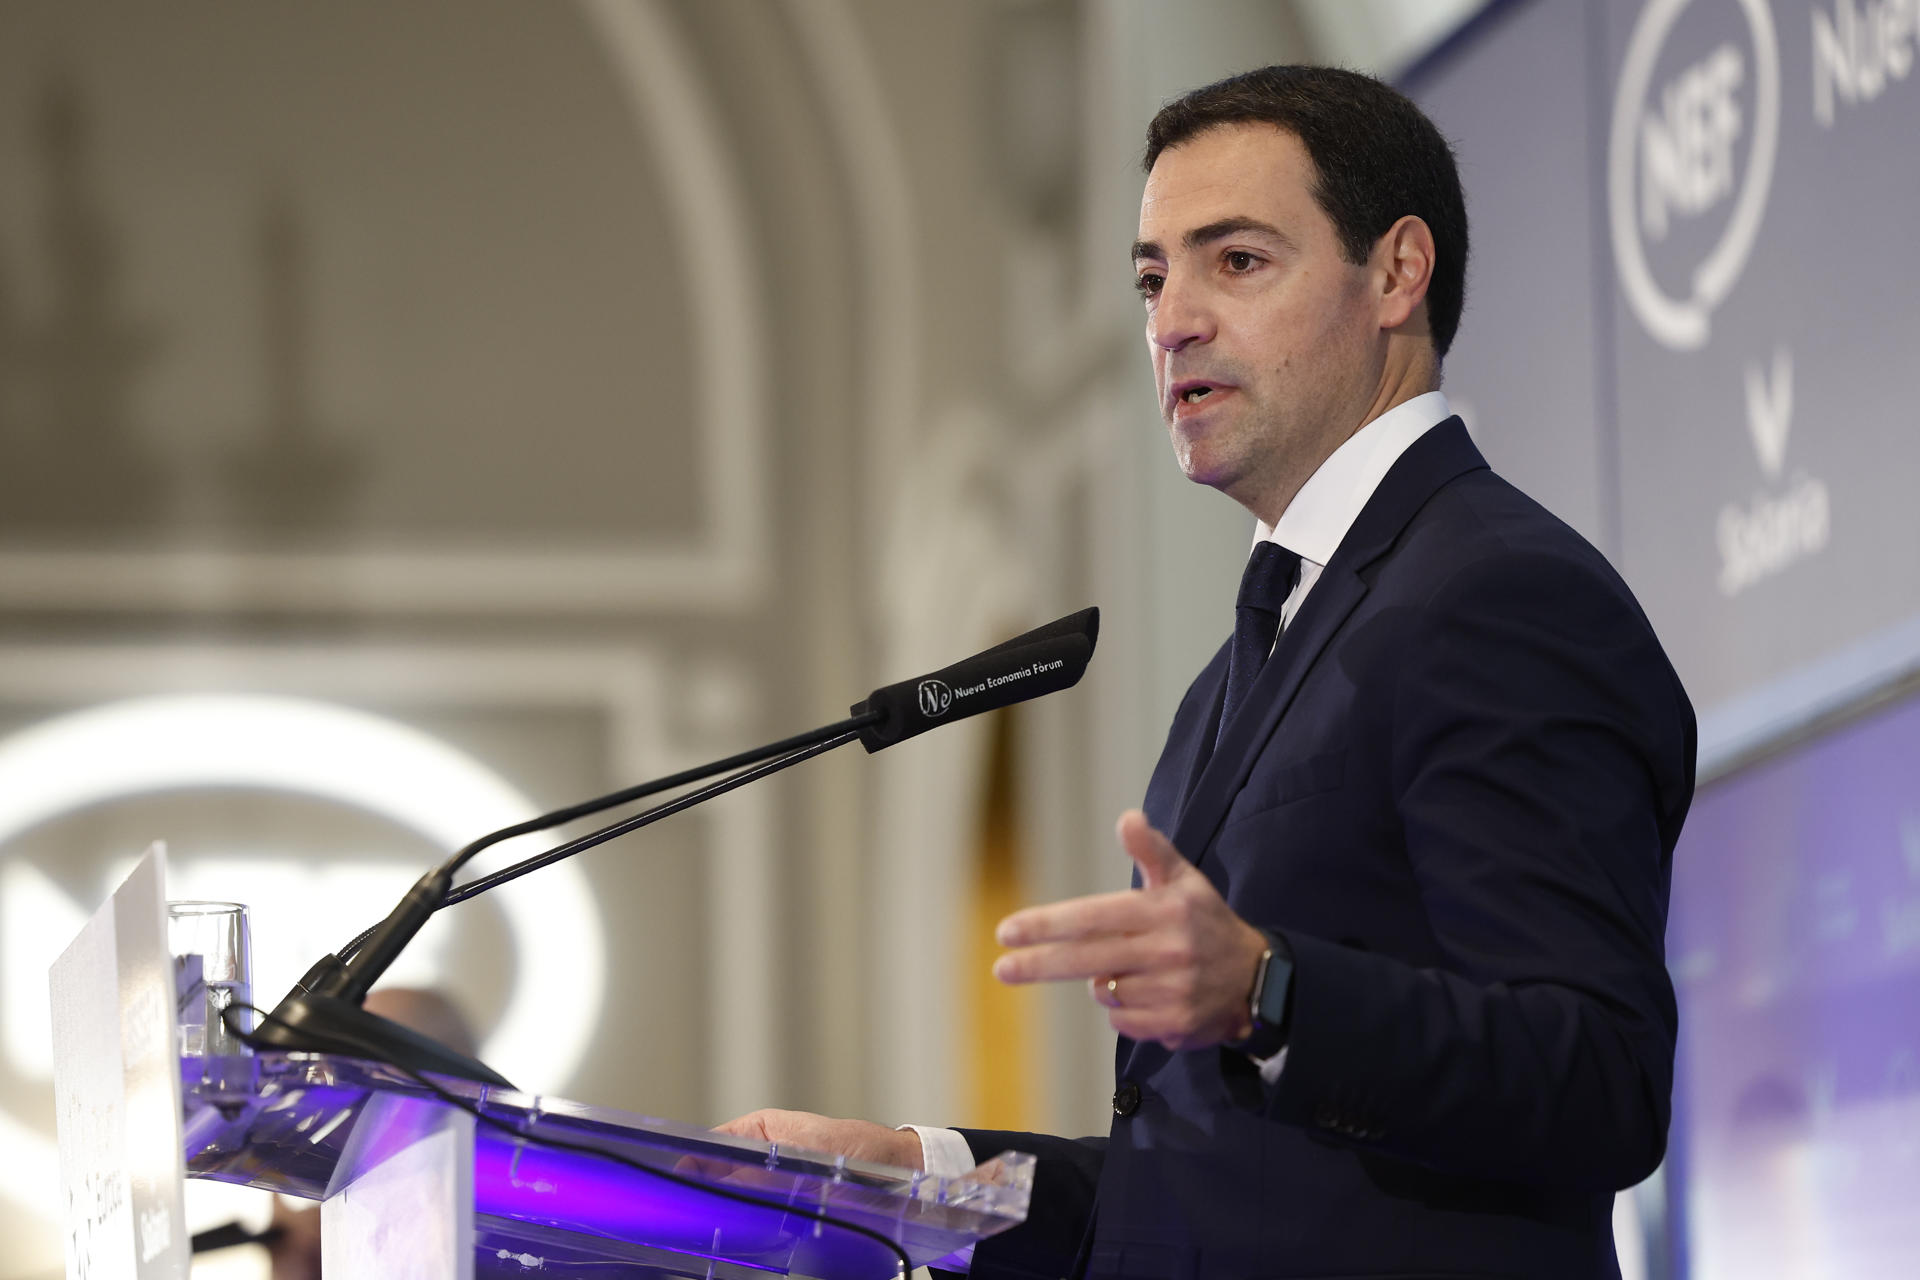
[898,1124,978,1178]
[1255,1044,1289,1084]
[899,1126,978,1273]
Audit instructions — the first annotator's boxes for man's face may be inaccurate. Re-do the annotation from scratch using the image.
[1134,124,1383,519]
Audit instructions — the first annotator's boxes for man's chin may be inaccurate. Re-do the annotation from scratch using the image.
[1174,452,1270,519]
[1174,448,1242,493]
[1171,416,1247,481]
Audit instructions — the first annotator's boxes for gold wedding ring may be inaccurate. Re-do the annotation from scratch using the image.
[1106,976,1120,1005]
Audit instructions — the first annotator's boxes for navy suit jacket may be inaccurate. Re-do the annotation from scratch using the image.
[957,421,1695,1279]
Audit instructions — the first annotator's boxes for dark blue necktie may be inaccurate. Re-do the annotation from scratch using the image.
[1219,541,1301,744]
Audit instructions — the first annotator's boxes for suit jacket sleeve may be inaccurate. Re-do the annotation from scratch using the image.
[1256,548,1694,1191]
[944,1130,1105,1280]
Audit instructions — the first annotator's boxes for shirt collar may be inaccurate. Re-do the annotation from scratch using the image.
[1255,391,1453,568]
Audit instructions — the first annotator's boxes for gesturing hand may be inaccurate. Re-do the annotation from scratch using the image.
[712,1109,924,1170]
[993,810,1269,1050]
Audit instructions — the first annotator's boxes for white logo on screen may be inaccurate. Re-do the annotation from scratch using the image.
[917,678,954,718]
[1814,0,1919,127]
[1717,347,1829,595]
[1609,0,1781,351]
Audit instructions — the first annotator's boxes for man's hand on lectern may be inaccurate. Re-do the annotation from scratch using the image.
[992,809,1268,1051]
[713,1109,925,1170]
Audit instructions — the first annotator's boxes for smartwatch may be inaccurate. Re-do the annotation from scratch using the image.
[1239,929,1294,1059]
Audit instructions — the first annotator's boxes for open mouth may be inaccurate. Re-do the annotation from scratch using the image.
[1172,381,1227,410]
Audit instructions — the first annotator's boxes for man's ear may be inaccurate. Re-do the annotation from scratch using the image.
[1374,214,1435,336]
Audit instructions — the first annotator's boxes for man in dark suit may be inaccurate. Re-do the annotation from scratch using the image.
[723,66,1694,1279]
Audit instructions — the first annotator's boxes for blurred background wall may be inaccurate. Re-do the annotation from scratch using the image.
[0,1,1700,1275]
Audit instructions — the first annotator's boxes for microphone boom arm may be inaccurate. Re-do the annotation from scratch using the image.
[263,606,1097,1085]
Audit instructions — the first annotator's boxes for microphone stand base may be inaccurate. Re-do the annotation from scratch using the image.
[251,993,513,1088]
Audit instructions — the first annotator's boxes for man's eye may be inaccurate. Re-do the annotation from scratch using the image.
[1225,251,1258,272]
[1134,273,1164,298]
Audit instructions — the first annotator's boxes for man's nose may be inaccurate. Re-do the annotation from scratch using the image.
[1147,277,1213,352]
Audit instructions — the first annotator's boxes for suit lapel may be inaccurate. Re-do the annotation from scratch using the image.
[1169,566,1367,861]
[1167,645,1229,833]
[1168,418,1489,863]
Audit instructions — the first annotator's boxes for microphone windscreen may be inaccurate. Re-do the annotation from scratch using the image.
[852,608,1098,752]
[975,606,1100,659]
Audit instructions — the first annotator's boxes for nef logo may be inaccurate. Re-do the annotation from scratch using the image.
[1639,43,1743,241]
[1609,0,1781,350]
[917,678,954,718]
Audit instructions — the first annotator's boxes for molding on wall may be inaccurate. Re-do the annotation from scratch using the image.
[779,0,923,544]
[0,0,771,616]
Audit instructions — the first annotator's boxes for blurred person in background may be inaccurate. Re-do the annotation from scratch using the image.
[725,66,1694,1279]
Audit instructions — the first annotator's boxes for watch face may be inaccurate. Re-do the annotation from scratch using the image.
[1256,947,1293,1029]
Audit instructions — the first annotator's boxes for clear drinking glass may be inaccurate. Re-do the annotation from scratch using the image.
[168,900,253,1069]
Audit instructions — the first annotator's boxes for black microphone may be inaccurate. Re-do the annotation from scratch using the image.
[852,606,1098,751]
[255,607,1098,1083]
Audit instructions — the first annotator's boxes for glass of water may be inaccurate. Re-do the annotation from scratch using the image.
[168,900,253,1070]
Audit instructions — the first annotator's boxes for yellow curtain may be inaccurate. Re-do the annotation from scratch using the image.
[965,708,1035,1128]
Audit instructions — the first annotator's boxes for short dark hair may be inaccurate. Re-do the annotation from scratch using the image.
[1144,66,1469,359]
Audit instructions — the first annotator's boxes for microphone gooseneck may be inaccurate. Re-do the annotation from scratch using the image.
[259,607,1099,1083]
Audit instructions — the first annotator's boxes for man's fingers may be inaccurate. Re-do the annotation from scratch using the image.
[994,936,1159,985]
[993,813,1191,950]
[1117,809,1188,889]
[708,1110,923,1169]
[712,1110,776,1139]
[990,811,1250,1052]
[1089,970,1192,1008]
[996,887,1155,947]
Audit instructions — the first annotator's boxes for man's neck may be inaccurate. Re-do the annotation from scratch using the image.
[1244,365,1440,527]
[1361,363,1440,435]
[1254,388,1451,562]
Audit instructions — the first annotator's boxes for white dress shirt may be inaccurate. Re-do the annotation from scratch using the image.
[905,391,1456,1185]
[1259,389,1452,628]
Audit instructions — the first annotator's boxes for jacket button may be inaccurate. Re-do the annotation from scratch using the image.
[1112,1081,1141,1116]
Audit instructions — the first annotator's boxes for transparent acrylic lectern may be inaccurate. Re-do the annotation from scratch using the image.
[184,1050,1035,1279]
[55,849,1034,1279]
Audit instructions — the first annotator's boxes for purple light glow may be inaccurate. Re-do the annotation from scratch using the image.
[1669,686,1920,1278]
[184,1051,1022,1276]
[473,1136,801,1267]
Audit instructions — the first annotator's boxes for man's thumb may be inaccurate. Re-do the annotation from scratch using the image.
[1117,809,1186,888]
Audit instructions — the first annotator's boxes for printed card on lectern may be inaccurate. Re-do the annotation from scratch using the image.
[49,844,189,1280]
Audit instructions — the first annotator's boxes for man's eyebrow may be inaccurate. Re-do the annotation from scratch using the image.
[1186,216,1295,251]
[1131,216,1297,262]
